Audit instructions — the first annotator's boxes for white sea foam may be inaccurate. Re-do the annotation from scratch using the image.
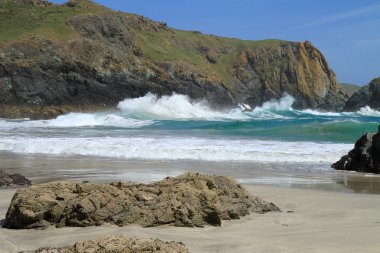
[299,109,342,117]
[0,136,351,163]
[117,93,298,120]
[117,93,247,120]
[0,113,154,129]
[357,106,380,117]
[256,93,295,111]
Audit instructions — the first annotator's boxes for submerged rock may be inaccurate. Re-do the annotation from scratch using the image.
[4,173,280,229]
[0,170,31,187]
[20,235,189,253]
[332,126,380,174]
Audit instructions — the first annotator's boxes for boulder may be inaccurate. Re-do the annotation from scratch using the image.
[3,173,280,229]
[0,170,31,187]
[20,235,189,253]
[332,125,380,173]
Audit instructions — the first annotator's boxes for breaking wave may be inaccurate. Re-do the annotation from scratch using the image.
[0,136,351,164]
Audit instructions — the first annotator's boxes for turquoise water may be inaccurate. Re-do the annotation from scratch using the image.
[0,93,379,164]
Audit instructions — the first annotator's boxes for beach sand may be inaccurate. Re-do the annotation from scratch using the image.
[1,184,380,253]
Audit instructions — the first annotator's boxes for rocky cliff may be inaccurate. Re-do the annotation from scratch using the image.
[343,77,380,111]
[0,0,344,119]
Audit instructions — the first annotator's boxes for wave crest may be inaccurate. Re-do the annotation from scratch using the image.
[117,93,246,120]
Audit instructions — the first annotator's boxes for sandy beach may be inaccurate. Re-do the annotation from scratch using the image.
[1,184,379,253]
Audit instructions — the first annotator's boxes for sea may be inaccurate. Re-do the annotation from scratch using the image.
[1,93,380,193]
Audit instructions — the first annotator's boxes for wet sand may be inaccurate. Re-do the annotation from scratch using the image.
[1,152,380,252]
[1,185,380,253]
[2,152,380,193]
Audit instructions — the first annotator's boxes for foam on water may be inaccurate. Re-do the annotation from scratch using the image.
[1,94,379,131]
[357,106,380,117]
[0,112,154,129]
[117,92,248,120]
[0,136,351,164]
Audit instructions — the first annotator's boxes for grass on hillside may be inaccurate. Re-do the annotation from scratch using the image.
[136,28,286,85]
[0,1,105,42]
[0,1,289,87]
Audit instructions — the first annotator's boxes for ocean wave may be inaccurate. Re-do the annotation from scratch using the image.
[1,93,379,131]
[117,93,248,120]
[117,93,298,120]
[0,136,351,163]
[0,113,154,129]
[357,106,380,117]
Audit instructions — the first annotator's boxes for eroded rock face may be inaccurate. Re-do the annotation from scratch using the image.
[332,126,380,174]
[4,173,280,229]
[20,235,189,253]
[0,170,31,187]
[343,77,380,111]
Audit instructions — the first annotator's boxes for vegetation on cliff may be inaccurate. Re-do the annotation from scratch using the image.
[0,0,344,119]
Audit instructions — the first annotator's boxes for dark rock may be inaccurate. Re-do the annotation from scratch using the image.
[343,77,380,111]
[332,125,380,174]
[20,235,189,253]
[0,170,31,187]
[3,173,280,229]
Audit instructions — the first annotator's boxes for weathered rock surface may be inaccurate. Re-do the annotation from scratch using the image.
[0,170,31,187]
[332,125,380,174]
[338,83,360,101]
[3,173,280,229]
[0,1,344,119]
[20,235,189,253]
[343,77,380,111]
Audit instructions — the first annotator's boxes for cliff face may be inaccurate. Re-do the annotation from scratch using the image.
[343,77,380,111]
[0,0,344,119]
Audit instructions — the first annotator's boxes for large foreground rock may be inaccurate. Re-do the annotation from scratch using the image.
[332,126,380,174]
[4,173,280,229]
[0,170,31,187]
[20,235,189,253]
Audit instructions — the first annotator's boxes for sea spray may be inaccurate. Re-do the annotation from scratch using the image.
[117,92,246,120]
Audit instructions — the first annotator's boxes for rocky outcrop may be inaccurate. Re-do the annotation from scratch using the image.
[0,1,344,119]
[20,235,189,253]
[332,126,380,174]
[0,170,31,187]
[3,173,280,229]
[343,77,380,111]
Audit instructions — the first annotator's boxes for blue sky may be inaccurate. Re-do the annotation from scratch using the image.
[52,0,380,85]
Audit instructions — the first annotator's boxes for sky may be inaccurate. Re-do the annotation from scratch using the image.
[52,0,380,85]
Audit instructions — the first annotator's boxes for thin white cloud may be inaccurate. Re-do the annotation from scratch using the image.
[354,38,380,49]
[293,2,380,29]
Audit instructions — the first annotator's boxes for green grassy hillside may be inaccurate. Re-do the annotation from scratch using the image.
[0,0,106,42]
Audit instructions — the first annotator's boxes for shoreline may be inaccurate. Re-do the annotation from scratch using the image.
[1,184,380,253]
[1,151,380,194]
